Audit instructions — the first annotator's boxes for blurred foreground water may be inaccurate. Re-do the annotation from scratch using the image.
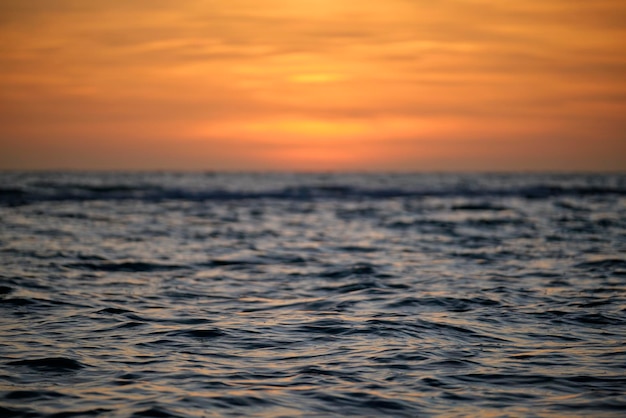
[1,172,625,417]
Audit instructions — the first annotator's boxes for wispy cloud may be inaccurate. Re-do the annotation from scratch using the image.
[0,0,624,170]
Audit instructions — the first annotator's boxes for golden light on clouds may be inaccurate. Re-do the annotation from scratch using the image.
[0,0,625,171]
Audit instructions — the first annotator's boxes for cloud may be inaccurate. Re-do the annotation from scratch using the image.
[0,0,624,170]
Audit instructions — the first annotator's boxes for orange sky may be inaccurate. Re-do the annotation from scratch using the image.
[0,0,625,171]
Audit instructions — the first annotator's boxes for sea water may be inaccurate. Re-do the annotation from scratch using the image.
[1,172,625,417]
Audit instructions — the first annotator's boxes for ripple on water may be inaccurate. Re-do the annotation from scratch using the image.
[1,172,625,417]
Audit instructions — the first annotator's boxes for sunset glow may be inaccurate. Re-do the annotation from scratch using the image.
[0,0,625,171]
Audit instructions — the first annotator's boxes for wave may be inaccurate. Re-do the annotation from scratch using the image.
[65,261,184,272]
[1,177,625,205]
[7,357,85,372]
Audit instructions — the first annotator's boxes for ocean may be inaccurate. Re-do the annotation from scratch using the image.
[1,172,625,417]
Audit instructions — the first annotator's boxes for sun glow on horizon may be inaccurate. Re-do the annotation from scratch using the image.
[243,119,366,138]
[0,0,624,171]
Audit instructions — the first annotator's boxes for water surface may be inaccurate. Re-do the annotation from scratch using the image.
[1,172,625,417]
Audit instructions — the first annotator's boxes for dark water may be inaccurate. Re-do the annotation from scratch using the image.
[1,172,625,417]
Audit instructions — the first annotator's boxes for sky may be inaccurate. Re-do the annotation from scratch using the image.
[0,0,625,172]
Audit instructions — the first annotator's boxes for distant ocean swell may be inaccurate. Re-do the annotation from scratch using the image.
[1,182,626,206]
